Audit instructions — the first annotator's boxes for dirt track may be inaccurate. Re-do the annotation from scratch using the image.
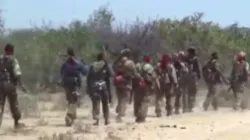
[1,92,250,140]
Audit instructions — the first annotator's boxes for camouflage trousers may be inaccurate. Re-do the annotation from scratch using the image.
[115,87,130,120]
[64,86,79,126]
[133,87,149,123]
[174,85,188,114]
[91,90,109,122]
[156,83,174,116]
[232,82,247,110]
[203,84,218,111]
[155,83,163,117]
[0,81,21,127]
[186,81,197,112]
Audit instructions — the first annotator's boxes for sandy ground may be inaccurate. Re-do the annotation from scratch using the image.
[1,91,250,140]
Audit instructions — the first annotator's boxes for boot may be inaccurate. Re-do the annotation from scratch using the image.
[116,115,122,123]
[135,117,144,123]
[104,118,110,125]
[156,112,161,117]
[233,99,240,111]
[203,102,209,111]
[14,120,25,129]
[212,102,218,111]
[155,109,162,117]
[65,115,74,127]
[174,109,180,115]
[93,119,99,126]
[166,107,172,116]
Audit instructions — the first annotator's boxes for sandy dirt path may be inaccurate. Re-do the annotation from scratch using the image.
[0,93,250,140]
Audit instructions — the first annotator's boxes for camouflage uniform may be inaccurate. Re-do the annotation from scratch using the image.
[129,62,142,105]
[159,56,178,116]
[113,54,140,122]
[154,62,164,117]
[185,49,201,112]
[104,62,113,105]
[0,54,22,128]
[87,58,112,125]
[230,52,249,110]
[134,59,154,122]
[202,53,226,110]
[60,48,88,126]
[173,60,189,113]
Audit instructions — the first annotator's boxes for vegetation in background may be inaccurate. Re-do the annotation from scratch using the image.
[0,6,249,92]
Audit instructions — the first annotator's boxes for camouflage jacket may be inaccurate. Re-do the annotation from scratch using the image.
[186,56,201,79]
[159,63,178,85]
[139,62,155,84]
[87,60,112,93]
[174,60,189,86]
[230,60,249,83]
[112,57,141,89]
[0,54,22,83]
[202,59,224,84]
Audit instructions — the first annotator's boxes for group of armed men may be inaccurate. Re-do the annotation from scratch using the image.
[61,46,250,126]
[0,43,249,129]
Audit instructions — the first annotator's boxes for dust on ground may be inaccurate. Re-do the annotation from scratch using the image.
[1,88,250,140]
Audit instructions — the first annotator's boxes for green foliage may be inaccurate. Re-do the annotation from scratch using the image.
[0,6,249,92]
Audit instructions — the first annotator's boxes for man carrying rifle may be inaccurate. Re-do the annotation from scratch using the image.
[202,52,228,111]
[133,55,154,123]
[113,48,141,122]
[185,48,201,112]
[87,52,112,125]
[0,43,26,128]
[229,51,249,110]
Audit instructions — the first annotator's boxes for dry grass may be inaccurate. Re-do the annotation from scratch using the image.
[218,88,250,109]
[36,117,49,126]
[18,94,40,118]
[36,94,53,102]
[50,95,67,111]
[104,132,124,140]
[38,132,77,140]
[73,119,94,134]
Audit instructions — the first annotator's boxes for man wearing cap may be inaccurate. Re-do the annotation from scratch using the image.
[0,43,25,128]
[229,51,249,110]
[185,48,201,112]
[133,55,154,122]
[112,48,141,122]
[202,52,228,110]
[60,47,88,126]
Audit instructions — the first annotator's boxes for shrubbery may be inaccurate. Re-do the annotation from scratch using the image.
[0,6,249,92]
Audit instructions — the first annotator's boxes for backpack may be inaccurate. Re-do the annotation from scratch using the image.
[202,60,220,83]
[159,64,172,84]
[91,61,108,80]
[89,61,108,93]
[233,60,248,82]
[175,61,189,86]
[0,55,15,82]
[141,63,154,84]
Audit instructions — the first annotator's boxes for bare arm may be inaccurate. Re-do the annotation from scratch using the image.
[167,64,178,84]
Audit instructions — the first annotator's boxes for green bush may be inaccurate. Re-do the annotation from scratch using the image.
[0,6,249,93]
